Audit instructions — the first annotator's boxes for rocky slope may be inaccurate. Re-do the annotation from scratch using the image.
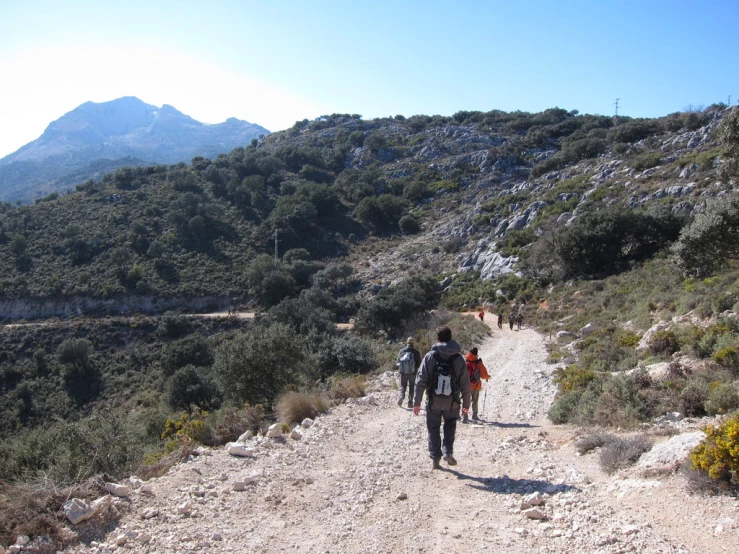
[31,318,737,554]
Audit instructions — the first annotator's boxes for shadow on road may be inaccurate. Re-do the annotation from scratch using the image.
[443,469,580,495]
[467,420,538,429]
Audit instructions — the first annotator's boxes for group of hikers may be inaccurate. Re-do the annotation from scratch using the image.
[478,307,524,330]
[395,306,526,469]
[396,324,491,469]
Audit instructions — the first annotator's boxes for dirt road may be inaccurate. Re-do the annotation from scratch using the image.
[66,319,738,553]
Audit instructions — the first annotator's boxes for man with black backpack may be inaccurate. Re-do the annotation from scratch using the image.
[396,337,422,408]
[413,326,471,470]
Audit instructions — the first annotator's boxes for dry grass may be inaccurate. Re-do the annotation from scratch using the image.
[276,392,329,425]
[329,375,366,401]
[679,459,735,495]
[574,430,615,455]
[214,404,265,443]
[599,434,654,474]
[138,441,195,480]
[0,475,109,549]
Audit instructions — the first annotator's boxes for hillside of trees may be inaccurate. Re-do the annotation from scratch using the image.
[2,104,739,537]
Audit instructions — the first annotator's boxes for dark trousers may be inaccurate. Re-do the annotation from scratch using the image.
[398,372,416,405]
[426,405,458,459]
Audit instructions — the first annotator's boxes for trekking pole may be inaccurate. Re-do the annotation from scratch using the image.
[482,384,488,416]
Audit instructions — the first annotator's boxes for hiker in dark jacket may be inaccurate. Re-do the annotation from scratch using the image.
[396,337,422,408]
[497,313,503,329]
[508,313,515,330]
[413,326,471,469]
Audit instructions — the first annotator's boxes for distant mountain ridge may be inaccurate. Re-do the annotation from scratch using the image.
[0,96,269,202]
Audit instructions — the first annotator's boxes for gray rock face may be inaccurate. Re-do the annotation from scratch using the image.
[636,432,705,475]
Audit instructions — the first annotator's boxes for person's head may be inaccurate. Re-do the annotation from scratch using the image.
[470,347,478,356]
[436,326,452,343]
[406,337,415,346]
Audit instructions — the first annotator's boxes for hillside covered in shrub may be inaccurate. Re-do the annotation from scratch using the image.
[2,102,739,500]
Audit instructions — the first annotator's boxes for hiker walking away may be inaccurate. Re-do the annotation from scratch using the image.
[396,337,422,408]
[478,310,484,323]
[508,313,515,330]
[516,313,523,331]
[413,326,471,469]
[463,347,489,422]
[497,312,503,329]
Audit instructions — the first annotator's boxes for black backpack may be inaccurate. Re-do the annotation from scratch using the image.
[429,352,461,398]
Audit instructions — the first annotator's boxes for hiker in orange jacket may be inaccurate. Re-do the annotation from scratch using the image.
[463,347,489,422]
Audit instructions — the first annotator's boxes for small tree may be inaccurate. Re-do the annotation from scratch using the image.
[673,195,739,277]
[57,339,92,371]
[161,334,213,376]
[166,365,221,413]
[213,323,314,406]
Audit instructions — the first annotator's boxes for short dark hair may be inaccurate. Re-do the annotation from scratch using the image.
[436,326,452,343]
[470,347,478,355]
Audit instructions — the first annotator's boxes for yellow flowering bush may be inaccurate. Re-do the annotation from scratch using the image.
[690,412,739,485]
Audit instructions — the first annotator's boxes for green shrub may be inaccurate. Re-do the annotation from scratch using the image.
[161,334,213,376]
[713,347,739,373]
[548,390,582,424]
[316,335,377,376]
[157,313,191,339]
[680,379,709,417]
[593,375,648,427]
[166,365,222,414]
[673,194,739,277]
[648,330,679,356]
[630,152,662,171]
[355,275,440,334]
[399,214,421,234]
[213,322,315,406]
[553,365,596,392]
[690,411,739,486]
[705,383,739,415]
[0,409,150,485]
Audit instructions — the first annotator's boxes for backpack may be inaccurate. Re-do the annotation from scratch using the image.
[430,352,460,397]
[466,358,480,385]
[397,349,416,375]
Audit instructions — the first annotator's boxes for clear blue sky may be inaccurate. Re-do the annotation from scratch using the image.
[1,0,737,158]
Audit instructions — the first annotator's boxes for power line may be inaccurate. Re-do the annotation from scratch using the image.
[273,228,280,265]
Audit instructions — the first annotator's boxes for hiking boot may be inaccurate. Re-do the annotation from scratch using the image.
[443,454,457,466]
[462,415,469,424]
[431,458,441,470]
[397,398,403,407]
[472,415,480,421]
[407,403,413,409]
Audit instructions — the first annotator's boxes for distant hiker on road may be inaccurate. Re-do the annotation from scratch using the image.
[516,313,524,331]
[396,337,422,408]
[497,313,503,329]
[508,313,515,330]
[478,310,484,323]
[413,326,471,469]
[463,347,489,423]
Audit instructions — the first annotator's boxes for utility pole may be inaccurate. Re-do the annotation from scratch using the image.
[613,98,620,125]
[273,228,280,266]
